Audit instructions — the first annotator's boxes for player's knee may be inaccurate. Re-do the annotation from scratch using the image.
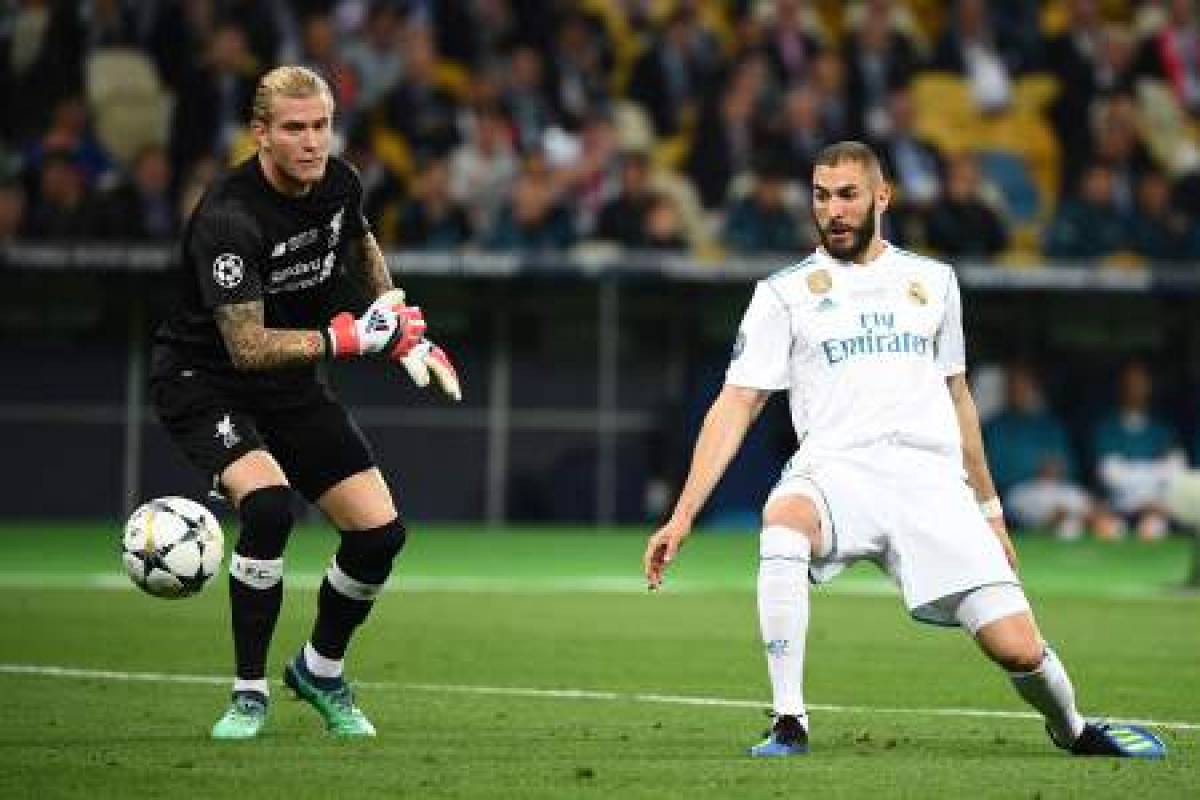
[996,640,1046,673]
[764,495,821,536]
[236,485,295,559]
[334,518,408,586]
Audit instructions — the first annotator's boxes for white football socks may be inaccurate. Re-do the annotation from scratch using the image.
[233,678,269,698]
[1009,646,1086,743]
[303,640,344,680]
[757,525,812,720]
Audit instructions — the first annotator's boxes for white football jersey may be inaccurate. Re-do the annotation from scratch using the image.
[726,243,966,466]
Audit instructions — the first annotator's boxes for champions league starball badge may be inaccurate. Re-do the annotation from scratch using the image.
[212,253,245,289]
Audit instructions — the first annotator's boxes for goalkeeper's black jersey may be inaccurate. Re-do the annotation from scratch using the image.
[152,154,370,388]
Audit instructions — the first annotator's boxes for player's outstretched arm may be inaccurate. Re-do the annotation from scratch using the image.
[947,373,1017,568]
[644,384,771,589]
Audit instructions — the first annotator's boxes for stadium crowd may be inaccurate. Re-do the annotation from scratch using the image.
[2,0,1199,538]
[1,0,1199,261]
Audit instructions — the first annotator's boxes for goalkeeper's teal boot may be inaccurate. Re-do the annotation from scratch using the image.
[284,656,377,737]
[210,691,268,740]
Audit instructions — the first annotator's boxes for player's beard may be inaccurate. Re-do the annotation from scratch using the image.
[816,201,876,262]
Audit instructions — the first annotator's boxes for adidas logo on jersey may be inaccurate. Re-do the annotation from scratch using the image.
[816,297,836,312]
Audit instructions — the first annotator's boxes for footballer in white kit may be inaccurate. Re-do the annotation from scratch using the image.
[730,243,1019,623]
[643,141,1166,760]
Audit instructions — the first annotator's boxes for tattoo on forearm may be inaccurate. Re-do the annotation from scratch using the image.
[215,301,326,370]
[351,234,393,299]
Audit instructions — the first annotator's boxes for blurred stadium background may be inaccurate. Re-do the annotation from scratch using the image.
[0,1,1199,796]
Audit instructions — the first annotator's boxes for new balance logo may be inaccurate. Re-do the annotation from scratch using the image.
[215,414,240,449]
[766,639,790,657]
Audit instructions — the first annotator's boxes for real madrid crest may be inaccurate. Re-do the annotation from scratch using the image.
[907,279,928,305]
[806,269,832,295]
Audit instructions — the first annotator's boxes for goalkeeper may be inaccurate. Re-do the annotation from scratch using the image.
[149,66,459,740]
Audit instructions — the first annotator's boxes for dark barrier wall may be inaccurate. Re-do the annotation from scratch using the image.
[2,261,1199,522]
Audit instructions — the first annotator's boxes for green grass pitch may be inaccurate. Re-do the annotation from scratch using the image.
[0,524,1196,798]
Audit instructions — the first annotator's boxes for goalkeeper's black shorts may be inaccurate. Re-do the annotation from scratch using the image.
[150,360,376,503]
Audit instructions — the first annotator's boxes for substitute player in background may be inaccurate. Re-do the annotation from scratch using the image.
[151,66,459,740]
[643,142,1166,759]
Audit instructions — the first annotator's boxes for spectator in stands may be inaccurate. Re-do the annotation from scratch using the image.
[342,124,403,236]
[688,53,770,209]
[449,104,520,236]
[502,45,558,154]
[761,0,824,89]
[1128,170,1200,261]
[0,178,27,243]
[924,151,1008,258]
[982,363,1093,540]
[486,160,575,252]
[24,151,95,240]
[27,95,113,188]
[931,0,1024,113]
[768,84,830,187]
[343,1,405,113]
[1090,94,1155,215]
[378,23,461,159]
[842,0,918,140]
[811,50,852,141]
[167,22,258,176]
[594,150,654,247]
[1045,0,1105,190]
[544,12,613,131]
[641,193,690,252]
[396,156,472,251]
[299,11,360,132]
[628,8,720,138]
[1,0,85,144]
[1043,163,1129,260]
[558,112,622,236]
[872,86,943,245]
[1134,0,1200,116]
[94,143,176,241]
[722,160,804,254]
[1092,360,1187,540]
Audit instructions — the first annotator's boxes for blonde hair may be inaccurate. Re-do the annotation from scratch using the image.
[251,65,334,125]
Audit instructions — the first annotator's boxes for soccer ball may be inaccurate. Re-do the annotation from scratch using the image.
[122,497,224,598]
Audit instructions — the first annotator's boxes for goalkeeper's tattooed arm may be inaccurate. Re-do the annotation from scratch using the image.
[215,301,327,370]
[348,233,394,302]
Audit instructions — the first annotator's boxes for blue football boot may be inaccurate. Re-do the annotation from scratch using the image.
[749,714,810,757]
[1050,721,1167,759]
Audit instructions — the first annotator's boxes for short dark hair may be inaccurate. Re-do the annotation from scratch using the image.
[814,140,883,179]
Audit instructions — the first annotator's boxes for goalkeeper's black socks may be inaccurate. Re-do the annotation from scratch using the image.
[229,487,294,682]
[310,520,407,660]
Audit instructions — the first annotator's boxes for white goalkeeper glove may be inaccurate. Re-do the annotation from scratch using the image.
[399,338,462,402]
[324,293,426,360]
[372,288,462,402]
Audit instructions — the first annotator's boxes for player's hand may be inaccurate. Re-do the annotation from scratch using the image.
[326,291,426,360]
[644,517,692,591]
[990,517,1019,571]
[397,339,462,402]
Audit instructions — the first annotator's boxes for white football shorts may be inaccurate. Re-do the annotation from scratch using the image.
[767,441,1021,627]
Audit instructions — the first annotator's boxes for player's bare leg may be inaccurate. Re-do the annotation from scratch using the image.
[212,450,294,740]
[284,468,404,737]
[970,602,1166,758]
[749,494,824,756]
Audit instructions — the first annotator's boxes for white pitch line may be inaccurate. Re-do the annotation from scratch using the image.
[2,663,1198,732]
